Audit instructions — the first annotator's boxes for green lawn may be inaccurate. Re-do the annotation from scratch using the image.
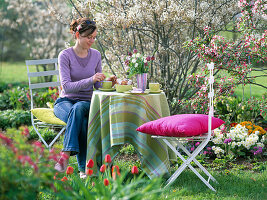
[234,70,267,99]
[0,62,28,83]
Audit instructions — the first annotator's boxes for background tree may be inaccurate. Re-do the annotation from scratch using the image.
[0,0,71,81]
[66,0,243,114]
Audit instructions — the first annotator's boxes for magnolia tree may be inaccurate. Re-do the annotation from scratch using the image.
[63,0,248,114]
[0,0,71,81]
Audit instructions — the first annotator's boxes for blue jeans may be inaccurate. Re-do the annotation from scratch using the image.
[54,97,91,172]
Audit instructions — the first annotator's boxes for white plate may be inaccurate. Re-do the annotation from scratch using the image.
[99,88,116,92]
[124,90,149,95]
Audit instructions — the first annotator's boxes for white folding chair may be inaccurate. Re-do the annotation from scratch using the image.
[151,63,218,191]
[26,58,66,149]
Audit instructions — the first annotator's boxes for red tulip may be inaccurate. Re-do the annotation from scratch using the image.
[87,159,94,168]
[66,166,74,175]
[131,166,139,175]
[112,165,120,174]
[86,169,93,176]
[104,154,112,163]
[112,172,117,180]
[61,176,68,182]
[103,178,109,186]
[100,164,106,173]
[151,56,155,60]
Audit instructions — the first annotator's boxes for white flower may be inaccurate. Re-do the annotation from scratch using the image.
[136,53,141,57]
[77,25,82,31]
[135,63,138,68]
[132,58,136,63]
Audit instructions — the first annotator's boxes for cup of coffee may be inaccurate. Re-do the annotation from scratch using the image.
[149,83,161,92]
[101,81,112,89]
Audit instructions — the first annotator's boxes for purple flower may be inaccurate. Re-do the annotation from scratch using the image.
[128,52,132,57]
[133,49,138,53]
[146,56,151,61]
[195,142,200,146]
[207,147,212,151]
[203,151,207,155]
[224,138,232,144]
[191,147,195,151]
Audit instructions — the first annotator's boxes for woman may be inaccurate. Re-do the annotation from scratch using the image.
[54,18,116,178]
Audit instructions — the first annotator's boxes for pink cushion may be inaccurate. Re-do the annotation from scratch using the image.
[136,114,225,137]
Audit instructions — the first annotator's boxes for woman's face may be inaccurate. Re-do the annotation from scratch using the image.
[78,30,97,49]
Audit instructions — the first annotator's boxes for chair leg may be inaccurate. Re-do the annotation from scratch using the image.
[32,123,49,148]
[163,139,217,191]
[176,142,217,183]
[48,127,66,150]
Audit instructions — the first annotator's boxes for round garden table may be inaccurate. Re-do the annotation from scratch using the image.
[86,90,174,178]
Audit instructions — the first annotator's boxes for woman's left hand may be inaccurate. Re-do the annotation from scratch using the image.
[106,75,117,87]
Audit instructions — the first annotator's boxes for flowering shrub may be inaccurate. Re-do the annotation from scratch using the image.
[215,95,267,124]
[0,127,62,199]
[210,121,266,158]
[182,0,266,116]
[124,49,155,78]
[0,86,59,111]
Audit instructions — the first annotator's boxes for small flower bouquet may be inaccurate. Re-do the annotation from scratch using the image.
[124,49,155,78]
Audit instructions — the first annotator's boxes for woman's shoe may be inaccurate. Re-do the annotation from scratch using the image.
[80,171,87,179]
[54,152,69,173]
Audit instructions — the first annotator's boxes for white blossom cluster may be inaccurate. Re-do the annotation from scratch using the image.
[69,0,239,84]
[1,0,70,59]
[211,124,266,157]
[212,146,225,156]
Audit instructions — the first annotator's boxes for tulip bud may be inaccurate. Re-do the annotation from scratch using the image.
[104,178,109,186]
[61,176,68,182]
[104,154,112,163]
[66,166,74,175]
[100,164,106,173]
[86,169,93,176]
[111,165,120,174]
[86,159,94,168]
[131,166,139,174]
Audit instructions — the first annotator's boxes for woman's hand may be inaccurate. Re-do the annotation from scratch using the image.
[93,73,106,83]
[106,75,117,87]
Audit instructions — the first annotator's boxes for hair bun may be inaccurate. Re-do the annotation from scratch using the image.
[70,19,79,33]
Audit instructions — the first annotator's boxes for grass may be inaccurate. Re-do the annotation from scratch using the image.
[163,169,266,199]
[234,70,267,99]
[0,62,28,84]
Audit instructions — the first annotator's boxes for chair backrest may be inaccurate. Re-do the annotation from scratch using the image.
[25,58,61,110]
[207,62,214,139]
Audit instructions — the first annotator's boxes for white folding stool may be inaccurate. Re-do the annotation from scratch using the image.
[152,63,218,191]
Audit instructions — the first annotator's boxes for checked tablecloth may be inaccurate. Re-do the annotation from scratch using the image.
[86,90,174,178]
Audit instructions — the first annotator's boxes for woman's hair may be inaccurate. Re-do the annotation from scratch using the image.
[70,18,96,37]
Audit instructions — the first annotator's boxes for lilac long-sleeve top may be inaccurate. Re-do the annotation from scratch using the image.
[58,47,102,101]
